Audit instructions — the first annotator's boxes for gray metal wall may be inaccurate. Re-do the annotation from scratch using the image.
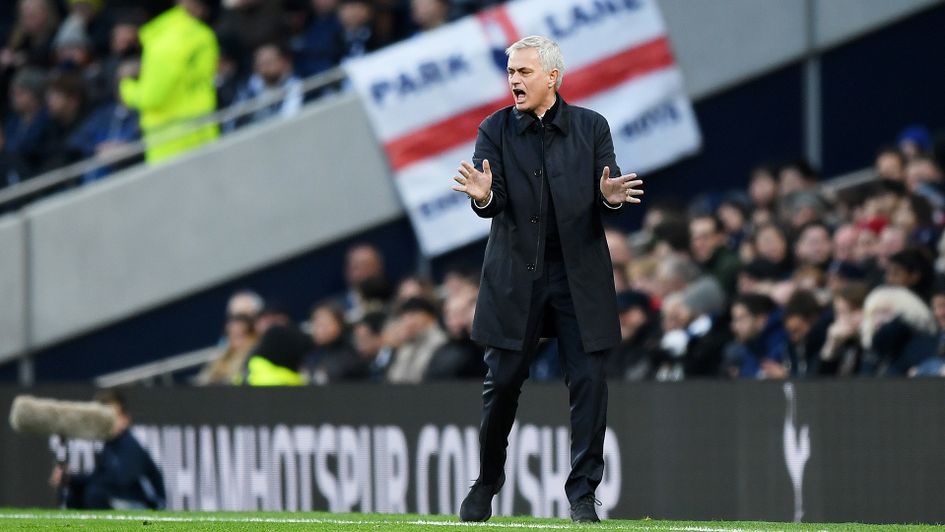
[662,0,941,99]
[0,0,940,361]
[1,94,401,358]
[0,217,25,363]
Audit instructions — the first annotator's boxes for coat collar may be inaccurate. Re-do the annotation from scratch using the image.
[512,95,570,136]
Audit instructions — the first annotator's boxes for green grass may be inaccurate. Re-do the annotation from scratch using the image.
[0,509,939,531]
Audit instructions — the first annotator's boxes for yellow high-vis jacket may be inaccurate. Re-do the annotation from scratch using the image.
[119,6,219,163]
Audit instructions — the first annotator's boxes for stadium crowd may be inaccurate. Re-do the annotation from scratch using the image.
[4,1,944,384]
[0,0,502,188]
[195,126,945,385]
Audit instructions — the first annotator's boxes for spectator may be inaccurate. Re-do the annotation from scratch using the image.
[905,156,943,191]
[853,224,881,266]
[826,260,868,295]
[783,190,828,230]
[782,289,828,377]
[658,277,729,379]
[831,224,859,264]
[395,274,436,305]
[338,0,381,59]
[51,20,109,107]
[861,285,938,376]
[777,159,817,198]
[352,311,390,381]
[627,256,660,298]
[293,0,343,77]
[342,243,388,321]
[385,297,448,383]
[3,67,48,178]
[215,0,287,62]
[195,313,256,385]
[649,218,690,259]
[410,0,450,33]
[753,224,794,277]
[254,302,292,336]
[228,42,303,130]
[876,225,908,270]
[227,289,265,320]
[875,145,906,182]
[1,0,60,73]
[820,282,869,376]
[245,322,311,385]
[604,290,660,380]
[425,283,484,379]
[67,59,141,183]
[214,34,247,110]
[372,0,411,45]
[904,156,945,210]
[303,302,362,384]
[0,128,22,187]
[118,0,219,163]
[605,226,633,268]
[885,248,935,302]
[716,194,750,249]
[726,293,789,379]
[439,267,479,301]
[100,12,142,102]
[41,73,87,172]
[748,164,778,221]
[893,194,937,250]
[689,214,740,295]
[54,0,112,61]
[738,259,786,297]
[654,253,700,300]
[50,390,166,510]
[916,280,945,376]
[794,222,833,270]
[897,124,932,160]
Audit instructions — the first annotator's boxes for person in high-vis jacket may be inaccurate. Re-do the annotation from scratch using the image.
[119,0,219,163]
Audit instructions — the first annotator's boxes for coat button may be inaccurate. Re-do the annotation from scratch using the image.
[526,264,535,271]
[534,169,542,177]
[530,216,538,223]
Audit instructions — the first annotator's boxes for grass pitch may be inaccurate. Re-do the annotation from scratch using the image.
[0,510,939,531]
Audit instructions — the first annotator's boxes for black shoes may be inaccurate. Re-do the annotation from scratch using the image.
[570,493,601,523]
[459,477,504,522]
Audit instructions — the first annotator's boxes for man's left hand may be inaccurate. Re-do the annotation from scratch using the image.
[599,166,643,205]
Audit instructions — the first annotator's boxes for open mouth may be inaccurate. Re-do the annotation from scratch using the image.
[512,88,526,104]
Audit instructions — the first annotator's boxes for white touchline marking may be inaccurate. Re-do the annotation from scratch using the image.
[0,513,824,532]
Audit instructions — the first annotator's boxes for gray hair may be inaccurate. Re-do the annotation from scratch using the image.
[506,35,565,89]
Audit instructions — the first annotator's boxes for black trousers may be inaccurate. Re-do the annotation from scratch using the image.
[476,258,608,504]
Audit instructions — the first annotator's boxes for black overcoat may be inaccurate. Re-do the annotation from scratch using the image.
[469,97,622,353]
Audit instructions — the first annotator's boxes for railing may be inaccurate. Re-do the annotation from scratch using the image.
[0,67,348,211]
[94,346,220,387]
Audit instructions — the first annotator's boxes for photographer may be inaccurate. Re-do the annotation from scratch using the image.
[50,390,165,510]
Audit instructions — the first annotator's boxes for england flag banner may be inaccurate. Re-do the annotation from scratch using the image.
[345,0,701,256]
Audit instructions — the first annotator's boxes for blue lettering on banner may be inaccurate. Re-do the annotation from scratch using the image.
[546,0,642,40]
[619,101,680,140]
[418,191,467,219]
[370,54,472,106]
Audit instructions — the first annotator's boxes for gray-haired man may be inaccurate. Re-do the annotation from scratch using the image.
[451,35,644,523]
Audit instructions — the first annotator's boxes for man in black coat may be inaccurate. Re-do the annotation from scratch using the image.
[51,390,165,510]
[451,35,643,523]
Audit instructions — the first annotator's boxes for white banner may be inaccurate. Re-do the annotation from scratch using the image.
[345,0,701,256]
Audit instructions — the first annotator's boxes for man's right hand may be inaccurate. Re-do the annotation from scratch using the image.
[49,465,64,489]
[451,160,493,204]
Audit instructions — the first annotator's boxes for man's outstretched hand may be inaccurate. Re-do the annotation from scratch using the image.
[599,166,643,205]
[451,160,493,204]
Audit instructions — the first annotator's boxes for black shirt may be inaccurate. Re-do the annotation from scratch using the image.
[530,96,562,261]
